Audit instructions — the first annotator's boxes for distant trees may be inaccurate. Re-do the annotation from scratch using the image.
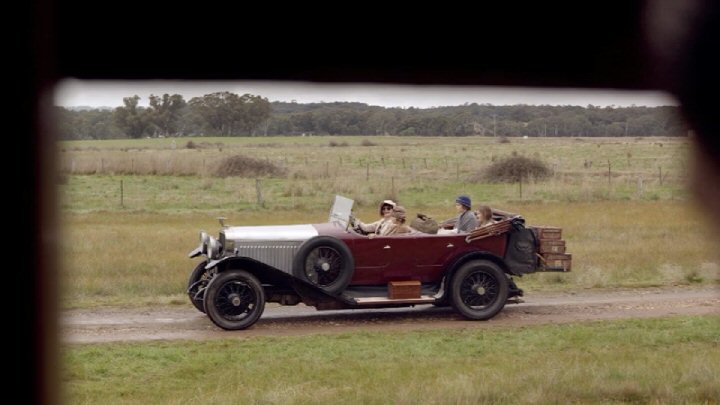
[55,96,690,140]
[113,95,150,138]
[148,94,187,136]
[188,92,271,136]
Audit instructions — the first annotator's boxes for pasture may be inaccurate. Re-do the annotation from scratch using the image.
[57,136,716,308]
[63,315,720,404]
[59,136,719,404]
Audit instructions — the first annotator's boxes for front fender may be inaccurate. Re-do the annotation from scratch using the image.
[205,256,231,270]
[188,247,203,258]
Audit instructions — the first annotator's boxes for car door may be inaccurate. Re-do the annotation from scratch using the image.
[349,234,416,284]
[412,233,467,282]
[349,237,393,284]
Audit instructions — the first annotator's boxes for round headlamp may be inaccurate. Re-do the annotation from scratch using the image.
[207,236,220,260]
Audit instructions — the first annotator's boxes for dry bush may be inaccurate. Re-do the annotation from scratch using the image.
[473,155,552,183]
[361,139,377,146]
[329,141,349,147]
[497,136,510,144]
[213,155,287,178]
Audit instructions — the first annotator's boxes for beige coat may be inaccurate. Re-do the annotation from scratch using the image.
[356,218,392,234]
[378,220,412,236]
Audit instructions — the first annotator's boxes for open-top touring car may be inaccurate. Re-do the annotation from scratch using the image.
[188,195,571,330]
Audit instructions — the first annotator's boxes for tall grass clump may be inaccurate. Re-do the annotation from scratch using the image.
[475,154,552,183]
[213,155,287,178]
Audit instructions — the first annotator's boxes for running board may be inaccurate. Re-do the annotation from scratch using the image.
[354,295,437,305]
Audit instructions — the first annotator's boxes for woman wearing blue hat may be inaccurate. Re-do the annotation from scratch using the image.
[453,195,478,233]
[439,195,478,234]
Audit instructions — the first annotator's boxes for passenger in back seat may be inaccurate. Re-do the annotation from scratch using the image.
[439,195,478,234]
[475,205,497,228]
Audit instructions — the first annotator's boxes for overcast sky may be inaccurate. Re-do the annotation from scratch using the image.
[54,79,679,109]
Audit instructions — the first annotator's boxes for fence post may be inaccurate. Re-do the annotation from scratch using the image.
[120,179,124,208]
[519,172,523,199]
[255,179,265,208]
[607,160,612,187]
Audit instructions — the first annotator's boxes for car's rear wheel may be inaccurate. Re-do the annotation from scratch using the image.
[187,260,212,313]
[203,270,265,330]
[293,236,354,295]
[450,260,508,320]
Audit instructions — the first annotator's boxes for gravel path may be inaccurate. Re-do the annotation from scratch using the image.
[61,286,719,344]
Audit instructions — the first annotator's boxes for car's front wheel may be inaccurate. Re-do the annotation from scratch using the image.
[203,270,265,330]
[450,260,508,320]
[187,260,212,313]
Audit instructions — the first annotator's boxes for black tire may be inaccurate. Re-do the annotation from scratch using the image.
[450,260,508,320]
[292,236,354,295]
[187,260,212,313]
[203,270,265,330]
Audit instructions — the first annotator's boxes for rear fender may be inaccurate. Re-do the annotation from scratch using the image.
[438,251,508,301]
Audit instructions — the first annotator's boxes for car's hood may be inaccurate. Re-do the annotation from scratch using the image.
[222,224,319,242]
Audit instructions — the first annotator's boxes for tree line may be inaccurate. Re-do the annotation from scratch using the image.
[55,92,690,140]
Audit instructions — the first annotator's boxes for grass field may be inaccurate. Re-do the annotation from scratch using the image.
[57,136,717,307]
[63,315,720,404]
[58,136,719,404]
[59,135,691,211]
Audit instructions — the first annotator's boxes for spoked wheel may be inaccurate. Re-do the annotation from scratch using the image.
[187,260,213,313]
[203,270,265,330]
[450,260,508,320]
[293,236,354,295]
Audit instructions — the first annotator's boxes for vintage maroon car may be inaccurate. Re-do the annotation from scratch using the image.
[188,195,571,330]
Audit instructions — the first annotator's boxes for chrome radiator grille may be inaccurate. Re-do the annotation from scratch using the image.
[235,242,302,274]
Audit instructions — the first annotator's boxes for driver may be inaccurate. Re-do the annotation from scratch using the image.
[352,199,397,235]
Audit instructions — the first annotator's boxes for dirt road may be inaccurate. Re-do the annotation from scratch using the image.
[62,286,718,344]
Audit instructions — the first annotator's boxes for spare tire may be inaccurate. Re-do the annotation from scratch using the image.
[292,236,354,295]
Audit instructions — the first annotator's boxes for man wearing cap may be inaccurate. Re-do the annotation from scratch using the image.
[452,195,478,233]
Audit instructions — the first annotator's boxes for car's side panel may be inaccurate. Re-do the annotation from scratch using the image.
[347,237,394,284]
[304,222,510,286]
[410,233,470,282]
[352,235,416,283]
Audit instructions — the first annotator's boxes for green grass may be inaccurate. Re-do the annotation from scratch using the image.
[57,136,691,212]
[62,315,720,404]
[58,137,719,404]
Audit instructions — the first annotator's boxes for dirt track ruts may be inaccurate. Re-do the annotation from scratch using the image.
[62,286,719,344]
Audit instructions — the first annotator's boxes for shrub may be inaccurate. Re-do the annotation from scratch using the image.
[361,139,377,146]
[213,155,287,178]
[329,141,349,147]
[474,155,552,183]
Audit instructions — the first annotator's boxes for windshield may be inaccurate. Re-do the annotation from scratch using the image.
[328,195,354,226]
